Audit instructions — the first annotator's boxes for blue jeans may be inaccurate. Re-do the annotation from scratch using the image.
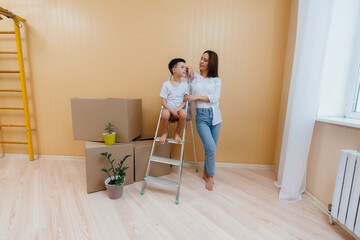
[196,108,222,176]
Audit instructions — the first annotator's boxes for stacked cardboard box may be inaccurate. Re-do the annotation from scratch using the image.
[71,98,170,194]
[133,139,170,182]
[71,98,142,143]
[85,141,134,193]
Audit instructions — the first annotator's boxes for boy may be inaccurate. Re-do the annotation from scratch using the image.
[159,58,188,144]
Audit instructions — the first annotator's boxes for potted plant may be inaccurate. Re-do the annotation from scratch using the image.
[100,152,130,199]
[102,123,116,145]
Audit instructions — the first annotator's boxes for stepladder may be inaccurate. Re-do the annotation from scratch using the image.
[0,8,35,160]
[141,75,198,204]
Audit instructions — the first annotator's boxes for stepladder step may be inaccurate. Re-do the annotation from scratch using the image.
[154,137,184,144]
[144,176,178,188]
[150,156,181,166]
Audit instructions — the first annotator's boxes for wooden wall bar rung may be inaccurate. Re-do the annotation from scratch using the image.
[0,89,22,92]
[0,51,17,54]
[0,31,15,34]
[0,7,26,22]
[0,124,26,127]
[0,70,20,73]
[0,107,24,110]
[0,141,27,144]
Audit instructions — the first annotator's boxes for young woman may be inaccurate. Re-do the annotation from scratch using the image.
[186,50,222,191]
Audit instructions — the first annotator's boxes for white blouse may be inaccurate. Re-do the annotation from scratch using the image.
[190,73,222,125]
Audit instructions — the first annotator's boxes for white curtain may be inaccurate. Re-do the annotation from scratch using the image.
[275,0,334,203]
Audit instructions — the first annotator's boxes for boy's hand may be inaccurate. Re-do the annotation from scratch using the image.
[171,110,179,119]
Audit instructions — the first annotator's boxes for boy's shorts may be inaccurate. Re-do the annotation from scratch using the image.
[162,108,186,121]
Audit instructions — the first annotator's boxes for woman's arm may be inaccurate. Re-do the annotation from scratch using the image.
[207,78,221,103]
[185,95,210,102]
[186,78,221,103]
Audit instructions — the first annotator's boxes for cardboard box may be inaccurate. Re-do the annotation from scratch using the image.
[133,139,171,182]
[71,98,142,143]
[85,141,134,193]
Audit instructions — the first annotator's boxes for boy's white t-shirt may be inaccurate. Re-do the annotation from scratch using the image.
[160,80,189,110]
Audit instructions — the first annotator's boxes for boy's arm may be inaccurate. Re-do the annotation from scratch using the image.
[174,101,186,112]
[176,83,190,111]
[162,98,179,118]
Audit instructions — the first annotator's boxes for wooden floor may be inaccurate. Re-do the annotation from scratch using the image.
[0,157,355,240]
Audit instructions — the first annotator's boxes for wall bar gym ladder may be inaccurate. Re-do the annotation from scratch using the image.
[0,7,34,160]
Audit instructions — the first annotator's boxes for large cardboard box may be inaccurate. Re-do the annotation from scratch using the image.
[85,141,134,193]
[133,139,171,182]
[71,98,142,143]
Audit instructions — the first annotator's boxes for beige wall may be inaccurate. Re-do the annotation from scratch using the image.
[307,122,360,206]
[274,0,298,171]
[0,0,292,164]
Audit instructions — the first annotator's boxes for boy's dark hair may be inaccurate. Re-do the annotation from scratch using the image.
[203,50,219,78]
[168,58,186,75]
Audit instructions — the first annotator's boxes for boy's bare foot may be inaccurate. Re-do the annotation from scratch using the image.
[205,176,214,191]
[174,133,181,143]
[159,133,167,144]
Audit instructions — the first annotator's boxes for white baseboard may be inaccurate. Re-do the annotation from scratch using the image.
[0,153,85,161]
[304,191,360,240]
[215,162,274,170]
[1,154,274,170]
[185,161,274,170]
[303,191,329,214]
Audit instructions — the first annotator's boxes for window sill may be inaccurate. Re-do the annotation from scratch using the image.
[316,117,360,129]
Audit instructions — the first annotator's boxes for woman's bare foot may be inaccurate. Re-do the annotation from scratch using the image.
[202,172,207,182]
[159,133,167,144]
[174,133,181,143]
[203,172,214,184]
[205,176,214,191]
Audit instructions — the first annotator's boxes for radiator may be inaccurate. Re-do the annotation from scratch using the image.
[330,150,360,237]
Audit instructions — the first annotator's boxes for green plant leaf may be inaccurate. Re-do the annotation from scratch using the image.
[108,154,112,159]
[101,168,108,172]
[118,154,131,169]
[115,177,123,185]
[120,155,131,165]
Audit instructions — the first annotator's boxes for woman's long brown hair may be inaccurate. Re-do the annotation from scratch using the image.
[204,50,219,78]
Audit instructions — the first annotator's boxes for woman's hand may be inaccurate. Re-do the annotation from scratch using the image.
[185,95,197,101]
[185,95,210,103]
[186,66,194,80]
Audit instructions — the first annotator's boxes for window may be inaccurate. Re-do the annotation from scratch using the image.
[346,64,360,120]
